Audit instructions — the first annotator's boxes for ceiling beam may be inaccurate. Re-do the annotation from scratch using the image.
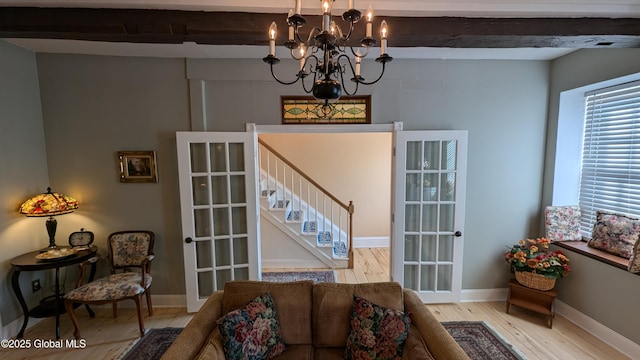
[1,7,640,48]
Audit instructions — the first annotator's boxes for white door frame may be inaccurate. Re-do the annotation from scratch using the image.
[251,122,399,269]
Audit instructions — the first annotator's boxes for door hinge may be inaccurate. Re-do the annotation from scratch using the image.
[393,147,396,156]
[391,213,394,222]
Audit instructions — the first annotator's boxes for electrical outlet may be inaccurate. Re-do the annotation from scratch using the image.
[31,279,41,293]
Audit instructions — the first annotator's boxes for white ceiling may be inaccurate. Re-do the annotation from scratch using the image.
[2,0,637,60]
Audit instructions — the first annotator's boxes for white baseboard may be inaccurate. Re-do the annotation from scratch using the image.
[555,300,640,359]
[461,288,509,302]
[353,236,389,248]
[459,288,640,358]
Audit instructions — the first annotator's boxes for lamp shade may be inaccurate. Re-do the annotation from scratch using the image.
[19,187,78,217]
[19,187,78,249]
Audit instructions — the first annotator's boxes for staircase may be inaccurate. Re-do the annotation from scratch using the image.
[258,139,354,269]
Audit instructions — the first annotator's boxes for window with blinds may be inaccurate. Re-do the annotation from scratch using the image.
[579,80,640,237]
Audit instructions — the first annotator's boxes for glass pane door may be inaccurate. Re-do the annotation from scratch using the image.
[393,131,467,303]
[177,132,260,312]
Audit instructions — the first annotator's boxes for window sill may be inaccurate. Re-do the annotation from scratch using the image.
[552,240,628,271]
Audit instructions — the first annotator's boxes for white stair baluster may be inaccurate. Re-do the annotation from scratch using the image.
[274,157,278,205]
[308,182,311,221]
[299,174,302,214]
[266,147,271,197]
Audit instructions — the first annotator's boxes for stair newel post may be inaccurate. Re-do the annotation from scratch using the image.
[348,201,355,269]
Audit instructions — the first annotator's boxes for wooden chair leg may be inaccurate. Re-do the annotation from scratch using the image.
[64,299,82,339]
[145,289,153,316]
[133,295,145,337]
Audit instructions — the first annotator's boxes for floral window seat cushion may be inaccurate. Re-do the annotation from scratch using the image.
[64,272,152,302]
[545,206,582,241]
[587,210,640,259]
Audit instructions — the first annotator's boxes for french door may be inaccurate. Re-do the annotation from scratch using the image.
[177,132,260,312]
[392,131,468,303]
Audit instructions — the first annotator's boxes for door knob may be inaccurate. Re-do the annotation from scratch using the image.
[454,231,462,237]
[185,237,193,244]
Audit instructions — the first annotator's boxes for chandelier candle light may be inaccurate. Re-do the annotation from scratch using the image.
[263,0,392,105]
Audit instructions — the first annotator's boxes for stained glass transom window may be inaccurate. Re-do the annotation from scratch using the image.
[281,95,371,124]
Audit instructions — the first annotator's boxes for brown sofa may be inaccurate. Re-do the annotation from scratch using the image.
[161,281,469,360]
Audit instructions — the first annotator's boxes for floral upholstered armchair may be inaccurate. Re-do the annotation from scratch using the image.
[64,230,155,338]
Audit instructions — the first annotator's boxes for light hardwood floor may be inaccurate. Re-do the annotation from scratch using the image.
[1,248,629,359]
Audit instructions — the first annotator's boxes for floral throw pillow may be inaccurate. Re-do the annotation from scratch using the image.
[588,211,640,259]
[217,293,285,360]
[545,206,582,241]
[345,295,411,360]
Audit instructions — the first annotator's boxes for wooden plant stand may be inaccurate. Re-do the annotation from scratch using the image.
[506,279,557,328]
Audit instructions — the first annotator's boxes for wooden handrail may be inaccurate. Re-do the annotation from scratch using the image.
[258,138,352,212]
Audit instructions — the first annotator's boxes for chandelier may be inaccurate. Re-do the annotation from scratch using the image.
[263,0,392,103]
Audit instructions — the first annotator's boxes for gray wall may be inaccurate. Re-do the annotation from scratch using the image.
[0,41,50,326]
[192,58,550,290]
[35,54,191,296]
[2,48,551,328]
[544,49,640,345]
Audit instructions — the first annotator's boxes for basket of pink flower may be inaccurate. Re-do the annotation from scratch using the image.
[505,237,571,291]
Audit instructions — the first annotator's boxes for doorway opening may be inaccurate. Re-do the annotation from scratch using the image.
[256,129,393,283]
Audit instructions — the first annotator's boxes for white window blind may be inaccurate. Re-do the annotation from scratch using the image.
[579,80,640,237]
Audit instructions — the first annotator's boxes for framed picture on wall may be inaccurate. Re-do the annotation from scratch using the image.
[117,151,158,183]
